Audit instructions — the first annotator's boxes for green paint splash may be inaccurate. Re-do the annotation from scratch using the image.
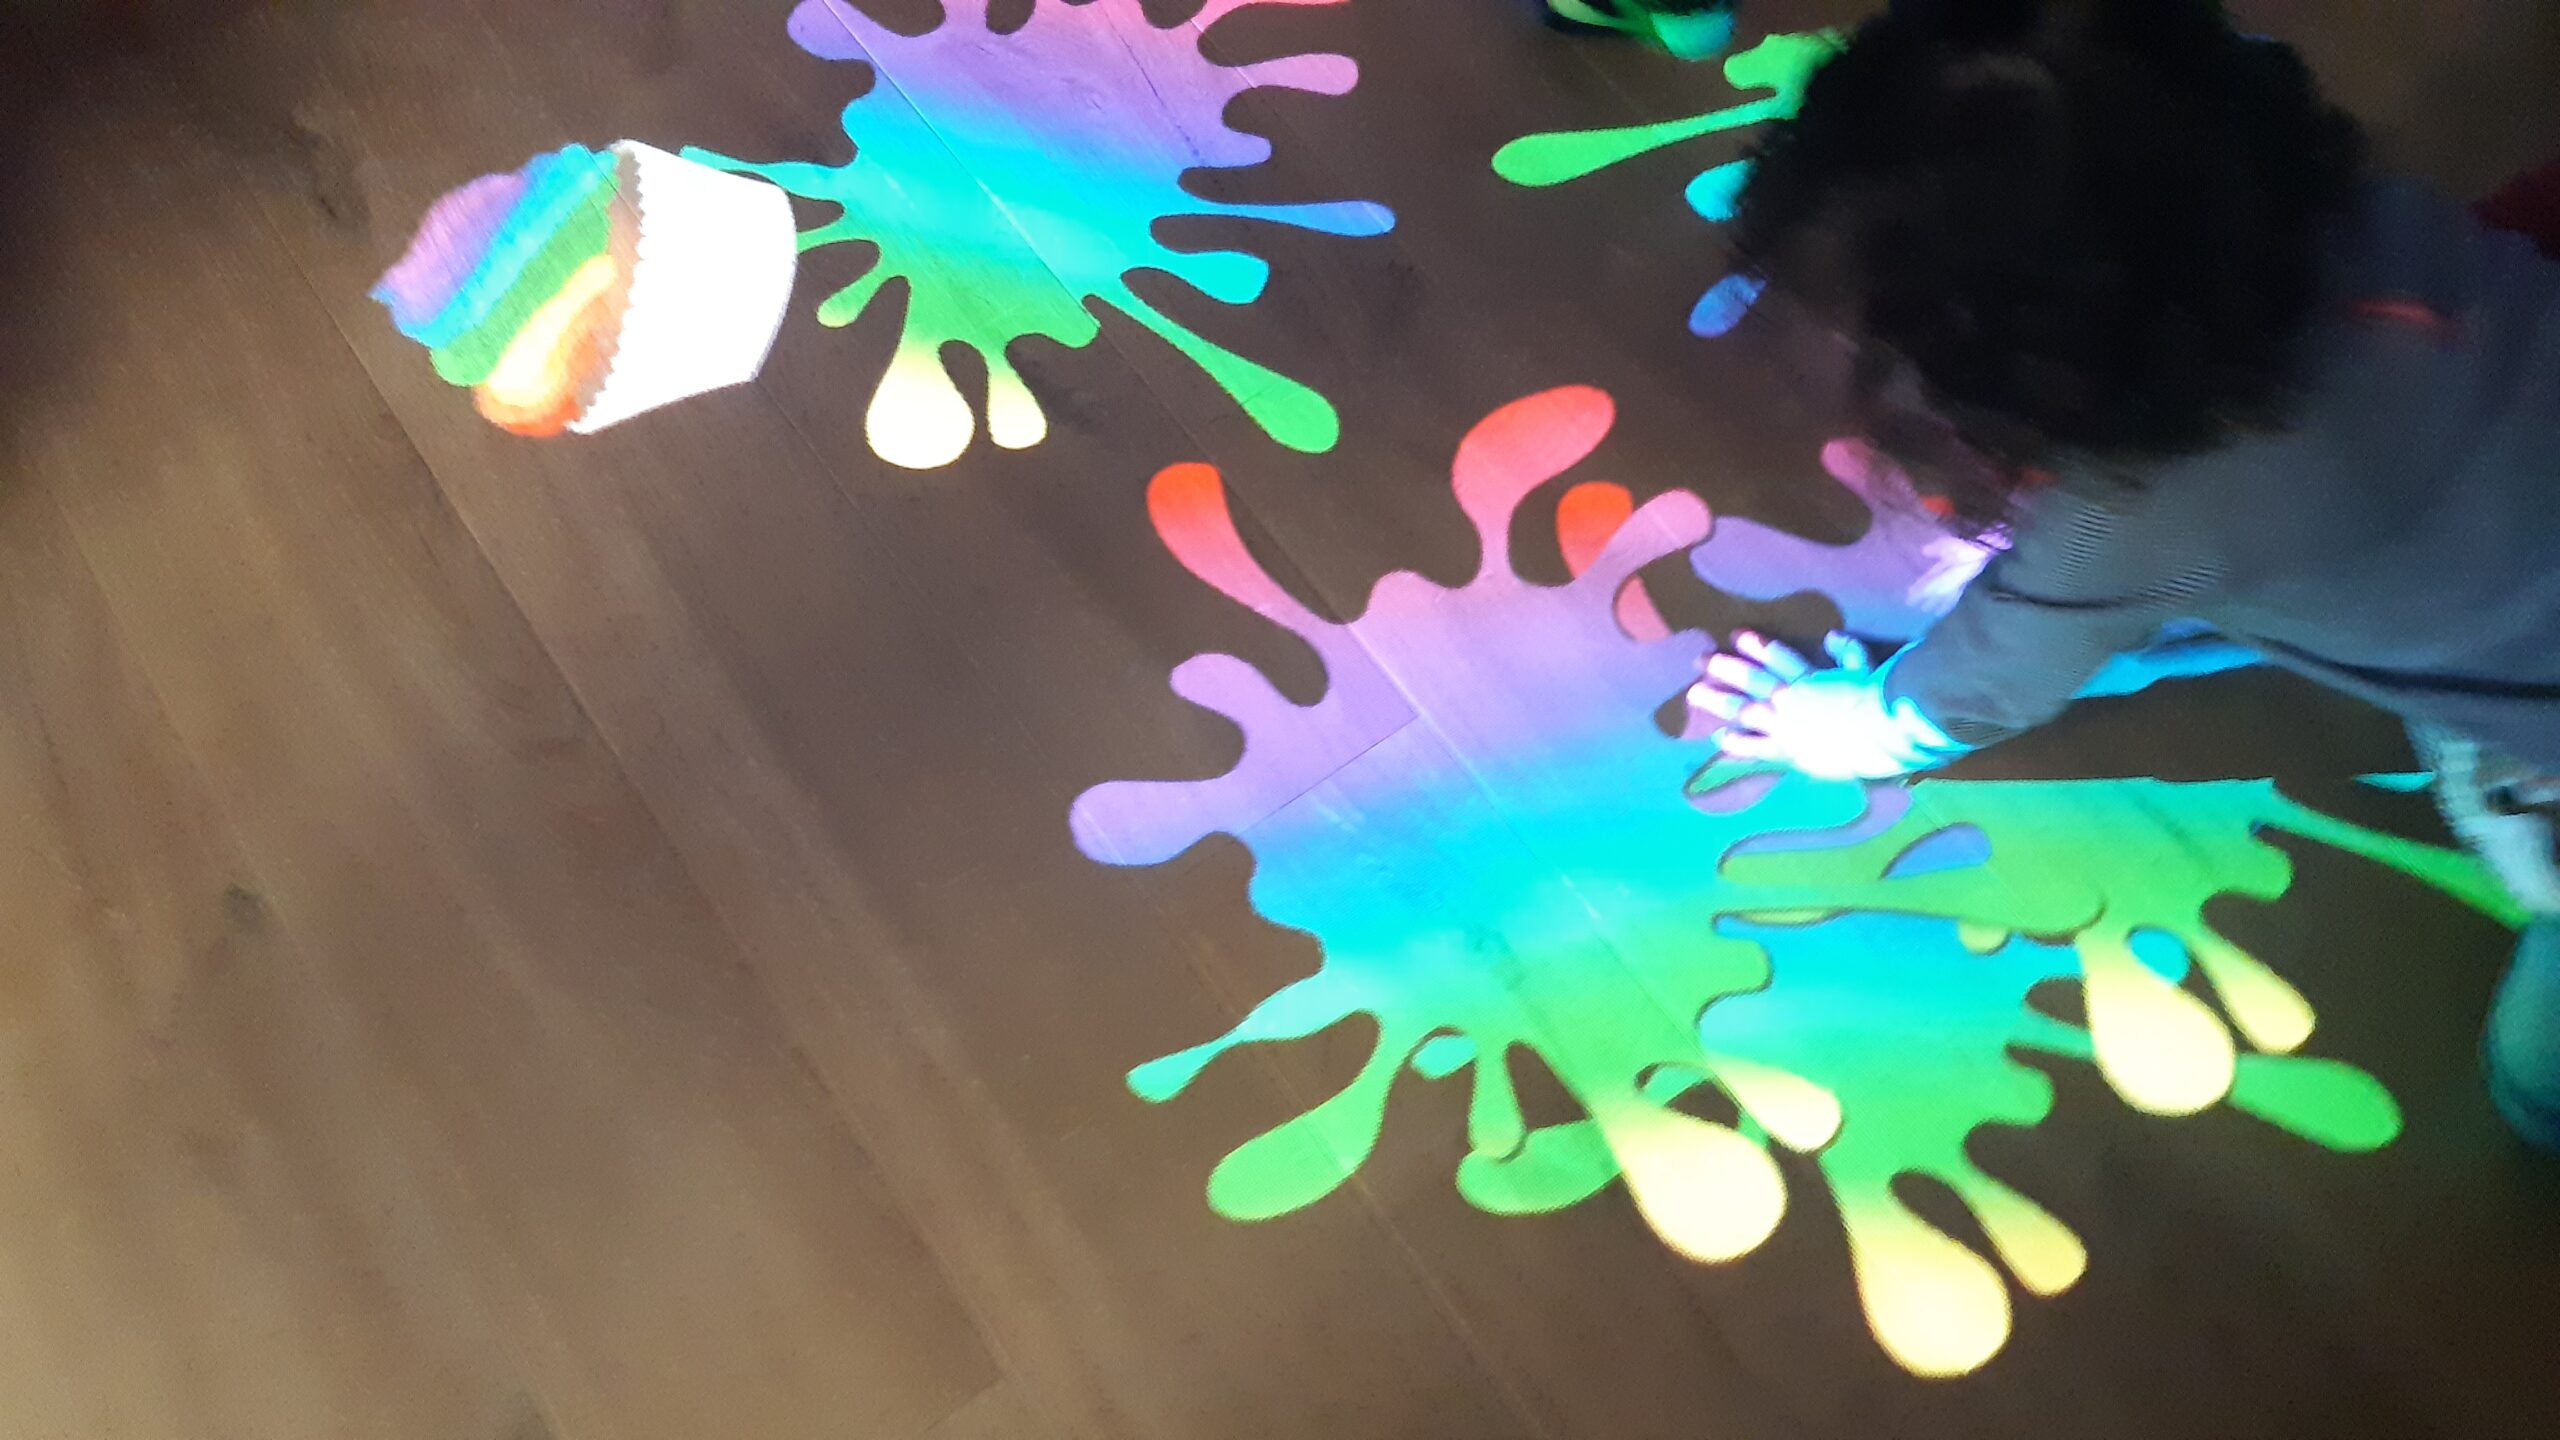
[1706,764,2524,1116]
[1493,28,1840,187]
[694,0,1393,469]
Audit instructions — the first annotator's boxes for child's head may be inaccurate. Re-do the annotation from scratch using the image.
[1733,0,2364,528]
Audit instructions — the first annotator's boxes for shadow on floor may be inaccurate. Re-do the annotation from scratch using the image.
[0,1,354,462]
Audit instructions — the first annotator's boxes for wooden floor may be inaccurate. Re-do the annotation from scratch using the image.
[2,2,2556,1436]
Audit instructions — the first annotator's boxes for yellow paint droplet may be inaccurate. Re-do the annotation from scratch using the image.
[1843,1195,2012,1378]
[1614,1103,1784,1263]
[2082,937,2237,1115]
[986,367,1048,451]
[2195,938,2317,1054]
[869,343,977,470]
[1705,1051,1841,1152]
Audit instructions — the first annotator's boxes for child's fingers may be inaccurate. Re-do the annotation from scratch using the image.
[1702,652,1783,699]
[1732,630,1812,683]
[1685,711,1734,742]
[1685,682,1751,721]
[1822,631,1872,672]
[1718,729,1781,761]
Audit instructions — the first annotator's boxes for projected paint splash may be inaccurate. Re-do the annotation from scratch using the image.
[1692,437,2000,638]
[1493,29,1839,337]
[1072,387,2515,1375]
[692,0,1394,470]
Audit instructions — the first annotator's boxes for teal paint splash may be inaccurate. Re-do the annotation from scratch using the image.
[692,0,1394,469]
[1073,389,2514,1376]
[1493,29,1841,336]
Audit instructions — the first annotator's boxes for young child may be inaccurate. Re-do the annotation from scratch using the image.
[1684,0,2560,1149]
[1543,0,1739,60]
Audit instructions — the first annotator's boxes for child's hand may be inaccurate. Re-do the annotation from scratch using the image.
[1686,631,1970,781]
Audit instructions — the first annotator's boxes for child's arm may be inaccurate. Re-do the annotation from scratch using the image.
[1886,498,2208,747]
[1693,489,2216,776]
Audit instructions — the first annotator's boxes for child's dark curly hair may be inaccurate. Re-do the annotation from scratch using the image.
[1732,0,2366,529]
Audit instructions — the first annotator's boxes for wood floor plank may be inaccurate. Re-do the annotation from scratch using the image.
[2244,0,2560,198]
[0,483,538,1440]
[13,69,991,1440]
[920,1379,1071,1440]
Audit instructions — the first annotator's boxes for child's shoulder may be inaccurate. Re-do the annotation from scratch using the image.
[2333,174,2540,317]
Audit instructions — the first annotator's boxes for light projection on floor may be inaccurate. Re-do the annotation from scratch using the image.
[1692,436,2000,638]
[688,0,1395,470]
[1492,29,1841,336]
[374,141,799,435]
[1070,386,2520,1377]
